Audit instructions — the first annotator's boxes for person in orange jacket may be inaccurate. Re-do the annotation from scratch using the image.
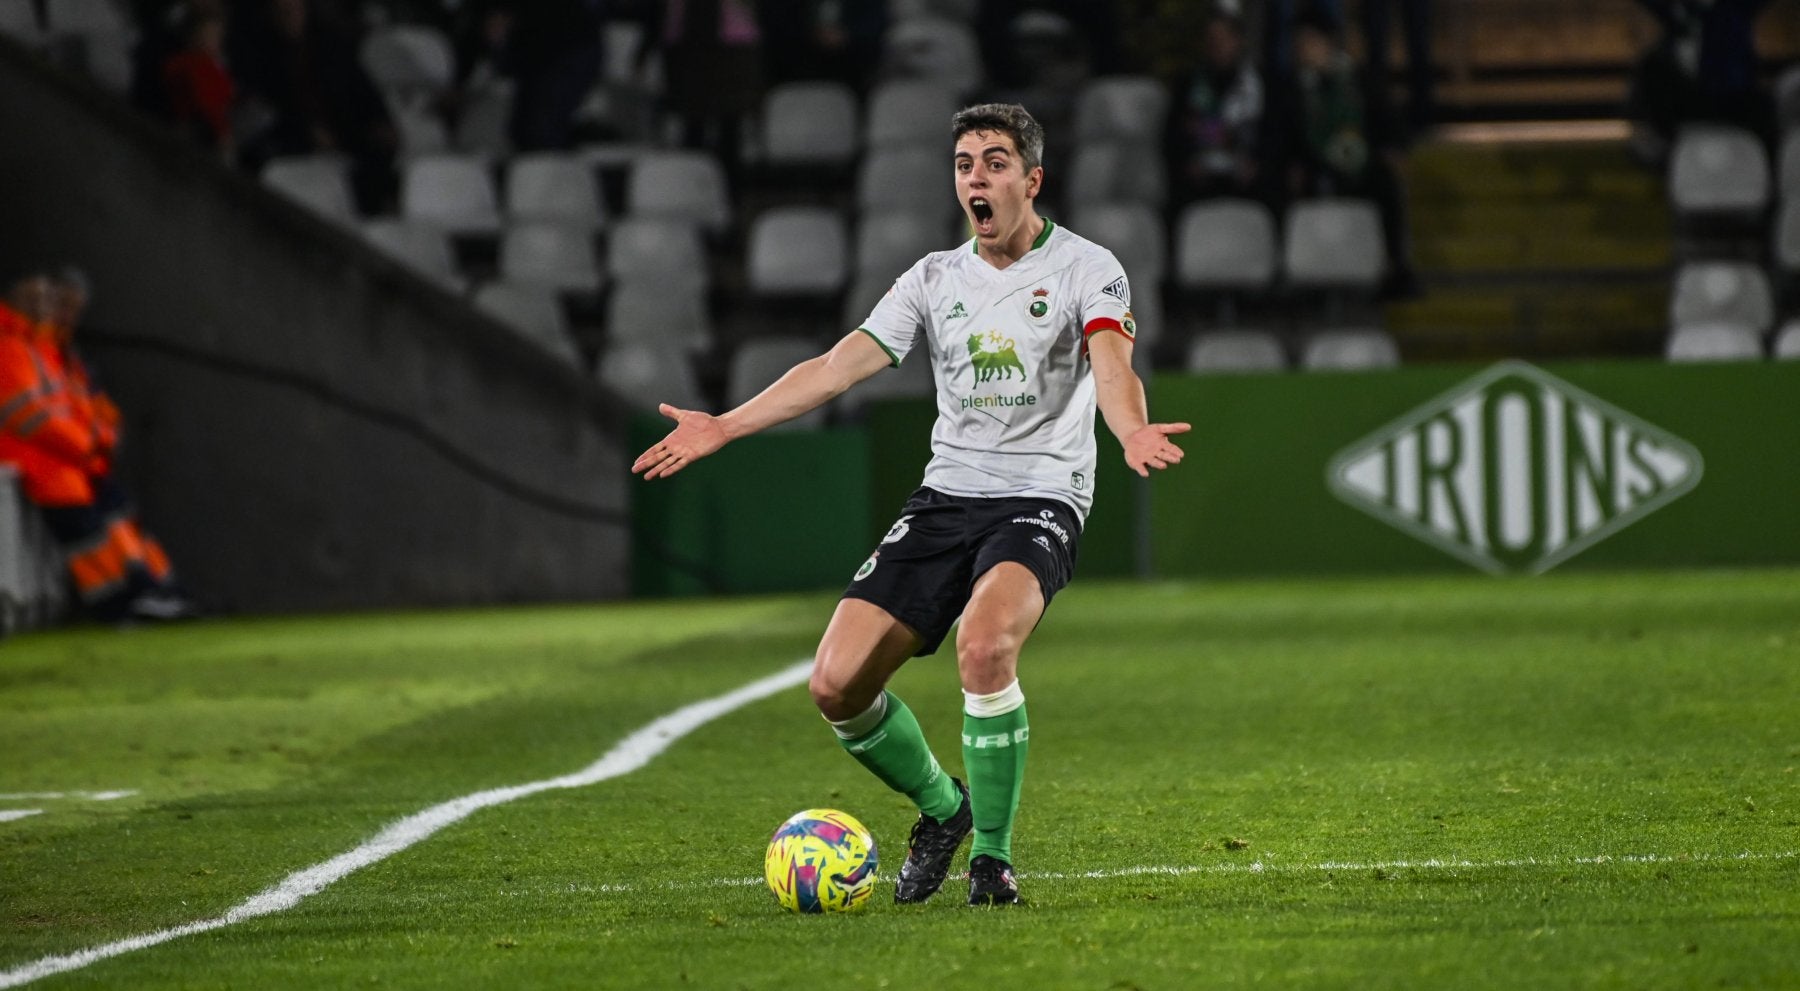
[0,270,194,623]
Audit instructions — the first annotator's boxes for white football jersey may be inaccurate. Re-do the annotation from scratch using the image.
[857,220,1136,520]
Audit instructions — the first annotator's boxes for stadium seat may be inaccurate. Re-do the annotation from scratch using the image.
[361,218,463,291]
[1071,203,1166,288]
[452,82,515,162]
[1776,65,1800,129]
[360,24,455,105]
[1773,319,1800,360]
[880,16,983,97]
[1668,124,1770,215]
[1665,320,1763,362]
[890,0,979,20]
[1071,76,1169,147]
[1184,329,1286,374]
[598,338,706,412]
[625,151,731,233]
[385,93,450,159]
[472,281,581,366]
[865,80,961,150]
[498,222,603,294]
[1284,199,1385,290]
[605,281,712,355]
[606,218,708,289]
[400,154,501,235]
[857,147,954,221]
[1669,261,1774,336]
[261,155,357,226]
[841,271,897,334]
[1779,129,1800,196]
[1173,198,1277,291]
[45,0,132,91]
[728,338,830,430]
[1300,328,1401,370]
[0,4,45,48]
[505,153,605,231]
[1064,143,1168,211]
[760,81,859,169]
[1775,199,1800,275]
[746,207,850,298]
[855,210,956,283]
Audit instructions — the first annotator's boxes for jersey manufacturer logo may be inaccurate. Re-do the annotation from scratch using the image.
[1100,276,1130,307]
[1033,534,1052,551]
[946,301,968,319]
[1327,361,1703,574]
[967,330,1028,384]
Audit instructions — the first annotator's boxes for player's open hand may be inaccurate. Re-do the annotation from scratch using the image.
[1123,422,1191,478]
[633,404,728,480]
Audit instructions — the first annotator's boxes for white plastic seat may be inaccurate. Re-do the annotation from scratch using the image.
[607,218,709,289]
[626,151,731,232]
[498,223,603,293]
[1300,328,1401,370]
[1072,76,1169,146]
[505,153,604,231]
[1779,129,1800,196]
[746,207,850,298]
[386,93,450,159]
[452,82,514,162]
[0,4,45,47]
[842,272,899,335]
[360,24,455,103]
[1669,124,1770,215]
[856,210,954,282]
[605,281,712,355]
[728,338,829,430]
[261,154,356,224]
[45,0,132,91]
[45,0,128,34]
[1072,203,1166,288]
[472,281,580,366]
[761,81,859,168]
[857,147,952,220]
[1775,199,1800,275]
[880,16,982,97]
[1772,318,1800,360]
[400,154,501,235]
[362,218,463,291]
[865,80,960,150]
[1174,198,1277,291]
[1185,330,1286,374]
[1666,320,1763,362]
[598,338,706,412]
[1775,65,1800,128]
[1669,261,1774,335]
[1065,143,1167,211]
[1284,199,1385,290]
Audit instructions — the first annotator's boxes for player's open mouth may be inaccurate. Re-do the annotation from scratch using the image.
[970,197,994,234]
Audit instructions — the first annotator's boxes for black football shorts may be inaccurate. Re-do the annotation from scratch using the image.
[842,486,1082,656]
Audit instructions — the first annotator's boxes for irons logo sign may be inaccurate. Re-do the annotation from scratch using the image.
[1327,362,1703,574]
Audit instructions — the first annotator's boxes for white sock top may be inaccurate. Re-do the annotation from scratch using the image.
[963,680,1025,718]
[826,691,889,740]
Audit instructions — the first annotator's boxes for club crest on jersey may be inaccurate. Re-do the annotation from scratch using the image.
[1100,276,1130,307]
[1028,287,1050,319]
[1122,311,1138,339]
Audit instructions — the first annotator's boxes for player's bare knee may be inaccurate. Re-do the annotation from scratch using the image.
[956,632,1019,689]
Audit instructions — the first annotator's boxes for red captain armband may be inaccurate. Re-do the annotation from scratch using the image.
[1081,316,1136,355]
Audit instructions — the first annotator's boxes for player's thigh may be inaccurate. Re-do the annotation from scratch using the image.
[810,597,924,719]
[955,562,1046,693]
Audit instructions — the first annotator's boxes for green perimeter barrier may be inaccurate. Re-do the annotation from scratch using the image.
[1148,359,1800,577]
[631,360,1800,594]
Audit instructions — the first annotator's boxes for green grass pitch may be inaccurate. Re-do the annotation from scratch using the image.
[3,568,1798,989]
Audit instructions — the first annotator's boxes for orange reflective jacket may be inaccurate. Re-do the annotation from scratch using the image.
[0,304,98,506]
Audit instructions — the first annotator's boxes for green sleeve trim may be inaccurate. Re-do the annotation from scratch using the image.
[856,327,901,368]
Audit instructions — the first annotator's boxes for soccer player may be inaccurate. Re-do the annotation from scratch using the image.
[634,104,1189,905]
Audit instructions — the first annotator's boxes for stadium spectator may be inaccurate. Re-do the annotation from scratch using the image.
[1628,0,1777,159]
[1275,9,1418,298]
[501,0,606,152]
[656,0,765,175]
[1166,10,1270,206]
[0,271,195,624]
[160,7,237,161]
[231,0,398,214]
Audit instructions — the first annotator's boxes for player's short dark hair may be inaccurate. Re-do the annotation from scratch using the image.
[951,103,1045,174]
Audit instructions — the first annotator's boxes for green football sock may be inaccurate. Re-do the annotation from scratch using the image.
[834,691,962,821]
[962,703,1029,864]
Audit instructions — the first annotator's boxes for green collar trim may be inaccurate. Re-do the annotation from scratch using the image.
[971,218,1055,254]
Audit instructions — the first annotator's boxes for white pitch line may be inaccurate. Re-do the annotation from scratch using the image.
[0,791,137,802]
[570,849,1800,894]
[0,659,814,990]
[0,811,43,823]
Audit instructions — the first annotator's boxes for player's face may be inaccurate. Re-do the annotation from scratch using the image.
[954,130,1042,245]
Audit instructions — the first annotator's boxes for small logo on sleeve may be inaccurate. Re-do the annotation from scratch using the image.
[1100,276,1130,307]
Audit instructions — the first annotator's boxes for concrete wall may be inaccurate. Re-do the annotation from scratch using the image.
[0,40,632,612]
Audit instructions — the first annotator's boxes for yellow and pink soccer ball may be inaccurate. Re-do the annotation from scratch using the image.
[763,808,879,913]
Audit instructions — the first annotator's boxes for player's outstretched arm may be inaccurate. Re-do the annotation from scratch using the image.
[633,330,894,480]
[1088,330,1191,478]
